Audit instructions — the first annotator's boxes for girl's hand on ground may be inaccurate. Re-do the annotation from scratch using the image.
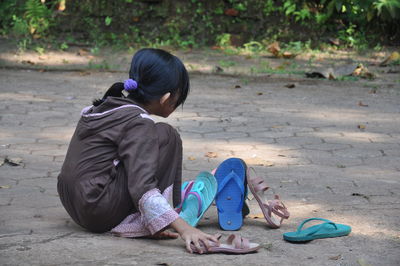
[170,217,220,254]
[180,226,220,254]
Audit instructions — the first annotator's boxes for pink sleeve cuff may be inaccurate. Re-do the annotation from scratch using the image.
[146,209,179,234]
[138,187,179,235]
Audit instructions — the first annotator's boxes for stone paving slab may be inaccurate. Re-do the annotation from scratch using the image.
[0,67,399,266]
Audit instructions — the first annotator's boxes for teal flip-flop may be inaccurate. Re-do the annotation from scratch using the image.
[179,171,217,227]
[283,218,351,242]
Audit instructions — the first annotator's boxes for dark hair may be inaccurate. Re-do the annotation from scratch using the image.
[93,48,190,107]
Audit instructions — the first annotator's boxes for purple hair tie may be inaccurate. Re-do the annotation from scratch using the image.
[124,79,138,91]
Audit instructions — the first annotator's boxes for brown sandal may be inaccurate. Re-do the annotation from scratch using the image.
[247,168,290,228]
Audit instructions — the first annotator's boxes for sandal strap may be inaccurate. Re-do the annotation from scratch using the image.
[296,218,338,234]
[186,191,203,218]
[253,182,269,193]
[217,171,245,213]
[227,234,249,249]
[247,168,269,192]
[269,195,290,219]
[176,181,195,212]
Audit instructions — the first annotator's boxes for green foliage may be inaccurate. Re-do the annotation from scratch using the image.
[24,0,52,36]
[0,0,398,51]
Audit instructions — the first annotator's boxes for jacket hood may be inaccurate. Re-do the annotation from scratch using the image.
[76,97,149,139]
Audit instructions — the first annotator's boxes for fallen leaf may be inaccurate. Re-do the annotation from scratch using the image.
[5,157,23,166]
[205,152,218,158]
[0,185,11,189]
[353,64,376,79]
[77,48,89,56]
[21,60,35,65]
[187,156,196,161]
[257,92,263,96]
[132,16,140,22]
[285,83,296,88]
[380,51,400,66]
[282,51,296,59]
[224,8,239,16]
[248,213,264,219]
[39,69,46,72]
[329,254,342,260]
[267,42,281,57]
[79,71,91,76]
[358,101,368,107]
[234,85,241,89]
[368,89,377,94]
[357,124,366,130]
[215,66,224,73]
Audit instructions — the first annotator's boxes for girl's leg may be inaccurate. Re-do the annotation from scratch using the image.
[154,122,183,208]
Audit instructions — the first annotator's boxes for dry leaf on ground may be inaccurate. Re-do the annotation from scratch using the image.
[187,156,196,161]
[267,42,280,57]
[380,51,400,66]
[5,157,23,166]
[357,124,366,130]
[248,213,264,219]
[285,83,296,88]
[358,101,368,107]
[329,254,342,260]
[0,185,11,189]
[205,152,218,158]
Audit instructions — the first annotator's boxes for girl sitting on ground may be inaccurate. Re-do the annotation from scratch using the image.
[57,48,218,253]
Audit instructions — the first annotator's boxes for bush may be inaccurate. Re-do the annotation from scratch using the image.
[0,0,399,49]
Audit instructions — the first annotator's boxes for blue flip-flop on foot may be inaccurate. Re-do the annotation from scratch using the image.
[283,218,351,242]
[179,172,217,227]
[215,158,247,230]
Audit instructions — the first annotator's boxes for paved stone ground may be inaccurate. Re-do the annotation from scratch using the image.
[0,52,400,265]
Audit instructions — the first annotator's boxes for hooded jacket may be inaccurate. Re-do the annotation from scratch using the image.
[57,97,181,232]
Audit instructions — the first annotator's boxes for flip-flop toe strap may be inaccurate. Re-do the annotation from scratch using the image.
[217,171,245,213]
[186,191,203,218]
[177,181,195,212]
[297,218,338,235]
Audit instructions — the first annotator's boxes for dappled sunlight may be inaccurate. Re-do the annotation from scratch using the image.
[0,50,96,68]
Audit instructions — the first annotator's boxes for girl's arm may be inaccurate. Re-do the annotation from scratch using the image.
[170,217,220,254]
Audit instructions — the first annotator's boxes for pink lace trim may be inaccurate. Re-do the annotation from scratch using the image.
[111,185,177,237]
[147,209,179,235]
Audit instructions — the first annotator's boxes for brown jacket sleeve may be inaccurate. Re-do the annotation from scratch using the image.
[117,117,159,209]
